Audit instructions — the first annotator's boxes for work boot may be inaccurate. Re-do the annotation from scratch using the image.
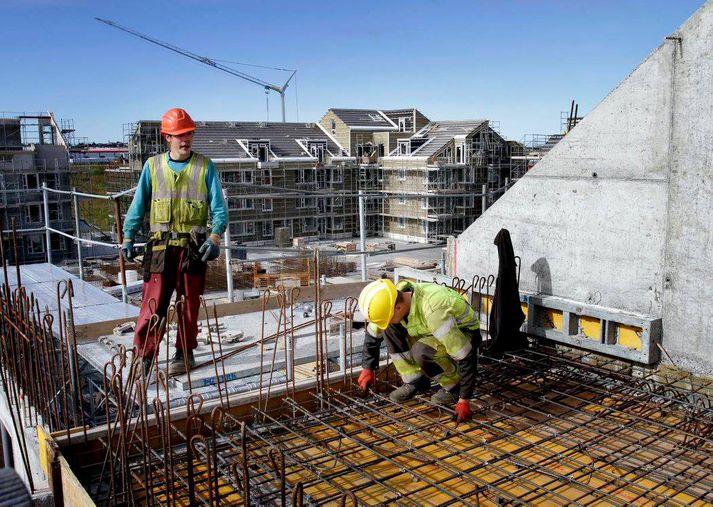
[431,386,459,407]
[168,349,195,375]
[389,376,430,403]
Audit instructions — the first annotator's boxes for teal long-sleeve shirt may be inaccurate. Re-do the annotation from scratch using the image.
[122,153,228,241]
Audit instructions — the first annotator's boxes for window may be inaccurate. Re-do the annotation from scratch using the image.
[230,198,254,210]
[378,144,385,157]
[398,169,406,181]
[330,119,336,134]
[332,197,343,208]
[398,196,406,205]
[302,217,317,232]
[261,169,272,185]
[331,168,343,184]
[25,174,38,189]
[456,143,466,164]
[298,198,316,209]
[27,235,44,254]
[45,173,56,189]
[262,198,273,212]
[25,204,42,223]
[236,170,254,184]
[368,113,385,122]
[398,217,406,229]
[398,117,408,132]
[332,216,343,231]
[398,140,410,156]
[421,198,428,210]
[49,202,62,221]
[230,222,255,236]
[263,221,273,238]
[298,168,315,184]
[307,141,327,162]
[248,141,270,162]
[51,234,63,251]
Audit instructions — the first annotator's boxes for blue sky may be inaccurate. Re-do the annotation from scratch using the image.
[1,0,703,142]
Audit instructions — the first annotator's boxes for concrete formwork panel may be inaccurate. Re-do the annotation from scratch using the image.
[453,1,713,372]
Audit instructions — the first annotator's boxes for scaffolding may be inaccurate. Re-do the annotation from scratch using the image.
[0,112,76,264]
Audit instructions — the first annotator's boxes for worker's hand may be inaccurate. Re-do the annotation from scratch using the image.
[454,399,473,423]
[358,368,376,392]
[121,239,135,262]
[199,234,221,262]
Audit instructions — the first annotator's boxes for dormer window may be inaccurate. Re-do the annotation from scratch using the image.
[307,140,327,162]
[398,140,411,156]
[248,140,270,162]
[368,113,385,122]
[330,119,336,134]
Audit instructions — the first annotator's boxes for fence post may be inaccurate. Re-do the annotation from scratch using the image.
[481,184,487,215]
[72,188,84,280]
[358,190,367,282]
[223,189,234,303]
[42,182,52,265]
[112,198,128,304]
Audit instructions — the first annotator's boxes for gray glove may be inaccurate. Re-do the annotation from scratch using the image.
[199,235,221,262]
[121,239,135,262]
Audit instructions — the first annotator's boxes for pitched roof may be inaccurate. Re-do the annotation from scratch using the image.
[406,120,488,158]
[328,109,397,129]
[188,121,345,159]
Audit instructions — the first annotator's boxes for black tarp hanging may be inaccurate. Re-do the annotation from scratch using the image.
[488,228,528,355]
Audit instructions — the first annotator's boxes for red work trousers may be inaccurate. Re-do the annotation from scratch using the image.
[133,246,206,359]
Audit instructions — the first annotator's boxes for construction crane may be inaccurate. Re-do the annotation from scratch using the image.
[96,18,296,122]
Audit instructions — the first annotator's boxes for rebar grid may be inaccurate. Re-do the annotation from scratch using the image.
[86,344,713,506]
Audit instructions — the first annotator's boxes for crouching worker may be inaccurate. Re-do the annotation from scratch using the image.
[357,279,480,423]
[121,108,227,376]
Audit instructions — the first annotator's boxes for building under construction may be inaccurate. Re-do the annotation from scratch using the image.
[1,2,713,505]
[319,109,512,241]
[114,120,358,244]
[107,109,512,247]
[0,113,75,264]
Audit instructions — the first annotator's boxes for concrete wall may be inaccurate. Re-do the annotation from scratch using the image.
[452,1,713,373]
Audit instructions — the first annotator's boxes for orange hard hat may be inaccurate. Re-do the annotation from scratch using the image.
[161,108,196,135]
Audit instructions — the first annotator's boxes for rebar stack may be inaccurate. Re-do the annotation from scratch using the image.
[0,227,88,493]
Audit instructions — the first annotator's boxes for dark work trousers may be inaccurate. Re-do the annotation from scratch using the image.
[133,245,206,359]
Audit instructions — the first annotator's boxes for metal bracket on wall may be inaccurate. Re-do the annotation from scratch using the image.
[525,294,662,364]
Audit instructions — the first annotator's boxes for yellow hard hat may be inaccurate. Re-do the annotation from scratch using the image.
[358,279,397,330]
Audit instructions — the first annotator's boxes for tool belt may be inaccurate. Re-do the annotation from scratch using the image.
[142,231,207,281]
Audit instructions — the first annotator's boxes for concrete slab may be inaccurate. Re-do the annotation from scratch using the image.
[0,263,139,333]
[77,298,369,407]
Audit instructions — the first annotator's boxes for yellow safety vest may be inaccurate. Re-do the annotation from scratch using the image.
[148,152,209,235]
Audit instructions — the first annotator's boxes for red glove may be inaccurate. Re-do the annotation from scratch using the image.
[454,399,473,423]
[358,369,376,391]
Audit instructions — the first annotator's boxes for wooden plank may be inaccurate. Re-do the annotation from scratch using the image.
[60,455,96,506]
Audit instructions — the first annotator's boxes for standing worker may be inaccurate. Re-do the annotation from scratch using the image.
[357,279,480,423]
[121,108,228,376]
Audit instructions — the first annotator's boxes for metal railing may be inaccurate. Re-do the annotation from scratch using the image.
[2,179,515,305]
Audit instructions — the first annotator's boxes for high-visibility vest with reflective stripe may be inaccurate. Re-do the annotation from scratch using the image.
[148,152,209,234]
[397,280,480,362]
